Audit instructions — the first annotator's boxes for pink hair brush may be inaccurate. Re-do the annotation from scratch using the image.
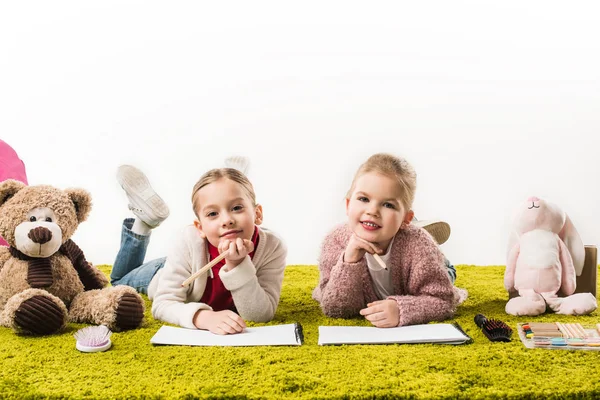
[74,325,112,352]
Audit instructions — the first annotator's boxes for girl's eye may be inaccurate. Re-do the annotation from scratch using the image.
[30,216,37,222]
[383,203,396,209]
[232,205,243,212]
[358,197,368,202]
[45,217,53,222]
[206,212,217,218]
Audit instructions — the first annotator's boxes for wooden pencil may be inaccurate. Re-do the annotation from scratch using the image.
[556,322,569,338]
[574,323,588,338]
[372,254,387,270]
[529,322,559,330]
[571,324,583,338]
[181,252,228,287]
[564,323,578,339]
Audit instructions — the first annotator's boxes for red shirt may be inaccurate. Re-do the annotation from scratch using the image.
[199,227,260,311]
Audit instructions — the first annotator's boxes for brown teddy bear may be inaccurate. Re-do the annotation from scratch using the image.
[0,179,145,335]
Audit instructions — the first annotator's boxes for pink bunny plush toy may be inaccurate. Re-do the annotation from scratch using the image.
[504,196,597,316]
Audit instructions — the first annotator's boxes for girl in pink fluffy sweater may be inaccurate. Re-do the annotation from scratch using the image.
[313,153,467,327]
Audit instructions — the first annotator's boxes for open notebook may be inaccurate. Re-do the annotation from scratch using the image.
[150,323,304,347]
[318,323,471,345]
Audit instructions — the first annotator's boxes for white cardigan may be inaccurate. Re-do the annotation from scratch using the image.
[149,225,287,329]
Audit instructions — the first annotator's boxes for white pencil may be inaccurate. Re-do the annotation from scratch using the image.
[181,252,228,287]
[372,253,387,270]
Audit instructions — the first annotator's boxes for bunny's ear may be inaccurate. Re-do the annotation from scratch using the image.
[506,204,522,258]
[559,214,585,276]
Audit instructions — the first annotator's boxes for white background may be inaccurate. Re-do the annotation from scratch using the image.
[1,1,599,266]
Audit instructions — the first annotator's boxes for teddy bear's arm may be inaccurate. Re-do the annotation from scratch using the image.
[87,261,109,287]
[558,238,576,296]
[61,239,107,290]
[504,242,520,292]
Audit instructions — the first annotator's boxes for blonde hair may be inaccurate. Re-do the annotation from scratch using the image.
[346,153,417,210]
[191,168,256,217]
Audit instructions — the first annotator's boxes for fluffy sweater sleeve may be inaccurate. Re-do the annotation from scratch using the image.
[151,230,212,329]
[312,225,372,318]
[387,227,460,326]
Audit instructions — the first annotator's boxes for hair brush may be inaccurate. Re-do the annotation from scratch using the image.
[474,314,513,342]
[74,325,112,353]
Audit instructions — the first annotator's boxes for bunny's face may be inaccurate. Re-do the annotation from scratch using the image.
[513,196,565,235]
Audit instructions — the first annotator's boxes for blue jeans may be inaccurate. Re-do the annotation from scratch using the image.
[110,218,166,294]
[445,258,457,284]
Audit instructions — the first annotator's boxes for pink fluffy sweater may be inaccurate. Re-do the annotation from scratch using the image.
[312,223,466,326]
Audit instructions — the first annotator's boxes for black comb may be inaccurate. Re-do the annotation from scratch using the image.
[474,314,513,342]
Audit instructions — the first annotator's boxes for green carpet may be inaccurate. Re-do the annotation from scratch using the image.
[2,265,600,399]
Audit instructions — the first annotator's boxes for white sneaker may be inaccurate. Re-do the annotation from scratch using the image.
[116,165,170,228]
[224,156,250,175]
[412,219,451,245]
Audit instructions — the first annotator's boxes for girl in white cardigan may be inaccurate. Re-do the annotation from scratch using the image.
[110,158,286,335]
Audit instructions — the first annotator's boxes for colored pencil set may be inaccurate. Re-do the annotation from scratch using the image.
[519,322,600,350]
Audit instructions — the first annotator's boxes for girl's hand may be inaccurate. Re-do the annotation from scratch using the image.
[193,309,246,335]
[343,234,382,263]
[218,238,254,270]
[359,299,400,328]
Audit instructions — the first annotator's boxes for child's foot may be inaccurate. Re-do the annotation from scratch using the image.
[116,165,170,228]
[412,219,451,245]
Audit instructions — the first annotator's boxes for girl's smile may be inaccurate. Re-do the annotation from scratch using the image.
[360,220,381,231]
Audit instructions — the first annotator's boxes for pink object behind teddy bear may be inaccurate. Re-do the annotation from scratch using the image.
[0,139,28,247]
[504,196,596,316]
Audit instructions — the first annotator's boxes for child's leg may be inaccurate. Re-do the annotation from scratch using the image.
[110,218,165,291]
[411,217,451,245]
[445,258,457,284]
[110,165,170,293]
[112,254,165,295]
[412,217,456,283]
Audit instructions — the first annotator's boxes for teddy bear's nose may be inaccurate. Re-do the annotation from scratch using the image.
[527,196,540,202]
[28,226,53,245]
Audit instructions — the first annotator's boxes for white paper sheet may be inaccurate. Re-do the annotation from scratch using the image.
[318,323,470,345]
[150,324,303,347]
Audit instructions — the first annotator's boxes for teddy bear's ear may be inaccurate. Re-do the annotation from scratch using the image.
[0,179,26,208]
[65,188,92,223]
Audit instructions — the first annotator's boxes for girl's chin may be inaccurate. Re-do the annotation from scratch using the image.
[353,227,393,245]
[214,233,253,244]
[353,227,380,241]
